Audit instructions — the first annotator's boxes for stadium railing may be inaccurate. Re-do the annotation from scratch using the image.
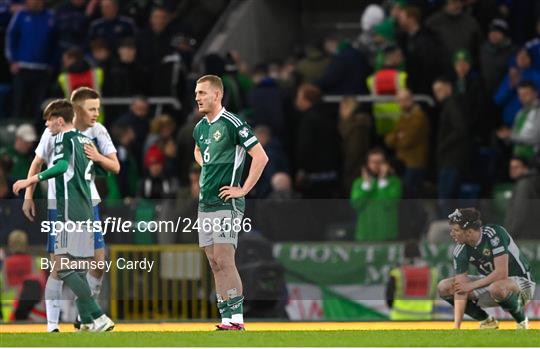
[108,244,217,321]
[322,94,435,107]
[40,96,182,117]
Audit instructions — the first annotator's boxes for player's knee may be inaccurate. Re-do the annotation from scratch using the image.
[206,256,220,272]
[438,278,454,297]
[488,282,508,301]
[213,254,234,271]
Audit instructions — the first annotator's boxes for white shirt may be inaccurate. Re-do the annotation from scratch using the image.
[35,123,117,209]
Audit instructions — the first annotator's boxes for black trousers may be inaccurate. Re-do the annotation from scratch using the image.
[12,68,51,120]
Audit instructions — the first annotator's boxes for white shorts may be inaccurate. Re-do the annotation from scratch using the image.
[54,224,94,258]
[197,210,243,248]
[468,275,536,308]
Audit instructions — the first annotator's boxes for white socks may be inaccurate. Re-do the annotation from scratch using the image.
[86,273,103,298]
[44,276,63,332]
[231,313,244,324]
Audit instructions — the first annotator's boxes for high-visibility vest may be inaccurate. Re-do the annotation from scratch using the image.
[367,69,407,136]
[389,265,437,320]
[58,68,104,123]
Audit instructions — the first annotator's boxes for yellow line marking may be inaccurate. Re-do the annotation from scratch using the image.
[1,321,539,333]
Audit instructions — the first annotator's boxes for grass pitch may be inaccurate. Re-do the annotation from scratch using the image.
[1,330,539,347]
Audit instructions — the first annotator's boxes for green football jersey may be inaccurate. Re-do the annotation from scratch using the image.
[453,224,534,281]
[52,130,95,222]
[193,108,259,213]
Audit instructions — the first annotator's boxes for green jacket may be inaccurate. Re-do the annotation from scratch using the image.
[350,175,402,241]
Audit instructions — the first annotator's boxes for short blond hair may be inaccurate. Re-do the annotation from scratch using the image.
[196,75,224,93]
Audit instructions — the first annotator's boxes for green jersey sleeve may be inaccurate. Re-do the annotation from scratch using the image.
[233,122,259,151]
[52,133,73,165]
[453,244,469,274]
[484,225,509,257]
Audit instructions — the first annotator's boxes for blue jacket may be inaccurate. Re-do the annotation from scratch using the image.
[5,8,56,69]
[494,68,540,126]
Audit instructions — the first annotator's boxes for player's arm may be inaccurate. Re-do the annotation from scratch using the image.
[453,273,468,329]
[460,255,509,292]
[84,144,120,174]
[22,155,45,221]
[219,143,268,201]
[194,145,203,167]
[13,160,68,195]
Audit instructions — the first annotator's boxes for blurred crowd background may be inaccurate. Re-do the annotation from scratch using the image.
[1,0,540,245]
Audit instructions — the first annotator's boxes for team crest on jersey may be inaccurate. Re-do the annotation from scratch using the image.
[55,144,63,153]
[213,130,222,142]
[490,237,500,247]
[483,248,491,256]
[239,127,249,138]
[469,256,475,262]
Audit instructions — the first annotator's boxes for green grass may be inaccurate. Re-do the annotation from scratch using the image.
[1,330,539,347]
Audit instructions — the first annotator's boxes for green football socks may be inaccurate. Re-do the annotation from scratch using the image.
[497,292,526,323]
[58,270,103,324]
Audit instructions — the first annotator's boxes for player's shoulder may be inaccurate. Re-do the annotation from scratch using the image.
[481,224,508,238]
[220,110,246,128]
[85,122,109,137]
[40,127,52,140]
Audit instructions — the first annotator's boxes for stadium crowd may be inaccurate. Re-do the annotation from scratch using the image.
[1,0,540,244]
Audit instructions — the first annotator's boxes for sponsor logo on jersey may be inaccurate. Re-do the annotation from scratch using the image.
[213,130,222,141]
[77,136,93,145]
[483,248,491,256]
[239,127,249,138]
[200,135,203,140]
[469,256,475,262]
[55,144,63,153]
[490,237,500,247]
[204,139,211,145]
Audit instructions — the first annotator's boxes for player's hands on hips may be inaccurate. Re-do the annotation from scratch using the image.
[454,279,473,294]
[84,143,103,162]
[219,186,246,201]
[13,179,31,196]
[22,199,36,221]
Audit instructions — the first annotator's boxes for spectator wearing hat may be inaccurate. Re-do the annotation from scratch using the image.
[425,0,483,74]
[495,48,540,127]
[480,19,517,132]
[397,5,442,95]
[87,0,135,53]
[453,49,486,143]
[366,45,407,136]
[0,124,37,181]
[139,144,178,199]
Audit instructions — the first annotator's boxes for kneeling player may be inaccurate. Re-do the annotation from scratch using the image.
[438,208,535,329]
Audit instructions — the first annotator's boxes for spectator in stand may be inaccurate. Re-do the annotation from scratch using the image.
[338,97,372,194]
[54,47,103,100]
[397,5,441,95]
[480,19,517,99]
[139,144,178,199]
[115,96,150,170]
[504,156,540,240]
[315,36,370,95]
[87,0,135,53]
[109,121,139,199]
[55,0,97,51]
[480,19,517,132]
[433,77,471,217]
[144,114,177,178]
[5,0,57,120]
[106,38,146,101]
[495,48,540,127]
[350,147,402,242]
[246,64,291,140]
[88,38,112,72]
[296,44,331,84]
[251,126,289,199]
[366,44,407,136]
[497,81,540,162]
[385,89,429,198]
[425,0,483,74]
[452,49,486,143]
[524,17,540,70]
[356,4,385,68]
[0,124,36,181]
[295,83,340,198]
